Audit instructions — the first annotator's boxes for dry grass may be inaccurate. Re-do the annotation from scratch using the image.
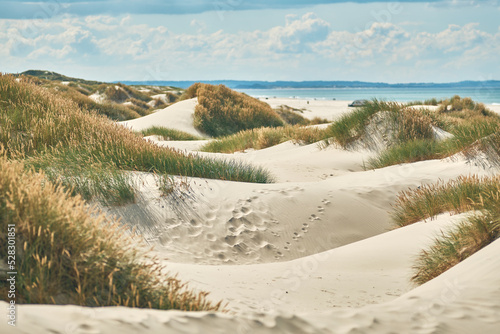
[0,153,223,311]
[141,126,203,141]
[186,83,284,137]
[201,126,329,153]
[0,74,273,202]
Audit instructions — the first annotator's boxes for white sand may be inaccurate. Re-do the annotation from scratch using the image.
[6,98,500,333]
[119,97,207,138]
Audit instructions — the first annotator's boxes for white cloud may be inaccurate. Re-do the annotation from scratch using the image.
[1,12,499,81]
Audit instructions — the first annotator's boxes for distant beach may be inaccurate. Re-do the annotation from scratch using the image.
[236,86,500,104]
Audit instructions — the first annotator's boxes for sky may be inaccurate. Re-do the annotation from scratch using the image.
[1,0,499,83]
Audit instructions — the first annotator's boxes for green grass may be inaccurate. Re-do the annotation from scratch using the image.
[324,99,403,148]
[367,118,500,169]
[14,72,184,122]
[411,213,498,285]
[185,83,284,137]
[200,126,329,153]
[391,175,500,227]
[141,126,203,141]
[391,175,500,285]
[367,139,442,168]
[0,154,223,311]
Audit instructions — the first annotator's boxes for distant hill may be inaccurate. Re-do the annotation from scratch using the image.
[12,70,183,121]
[120,80,500,90]
[19,70,104,86]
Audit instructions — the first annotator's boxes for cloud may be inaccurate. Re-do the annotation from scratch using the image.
[0,0,475,19]
[267,13,330,53]
[1,11,499,81]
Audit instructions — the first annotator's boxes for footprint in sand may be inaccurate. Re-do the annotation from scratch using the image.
[309,214,321,222]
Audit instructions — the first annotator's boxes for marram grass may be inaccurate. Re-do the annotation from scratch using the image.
[141,126,203,141]
[201,125,330,153]
[185,83,284,137]
[0,153,223,311]
[390,175,500,285]
[0,74,274,193]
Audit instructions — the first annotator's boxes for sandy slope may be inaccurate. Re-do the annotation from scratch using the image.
[119,97,207,138]
[6,98,500,333]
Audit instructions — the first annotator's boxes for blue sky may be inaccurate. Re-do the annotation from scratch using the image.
[1,0,499,82]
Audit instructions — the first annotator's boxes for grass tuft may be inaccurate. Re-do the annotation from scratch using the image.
[0,153,223,311]
[185,83,284,137]
[391,175,500,285]
[201,126,329,153]
[141,126,203,141]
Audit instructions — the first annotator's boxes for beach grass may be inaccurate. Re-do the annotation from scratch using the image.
[200,125,329,153]
[409,185,500,285]
[390,174,500,285]
[141,126,203,141]
[391,175,500,227]
[0,74,273,206]
[0,154,223,311]
[324,99,403,148]
[184,83,284,137]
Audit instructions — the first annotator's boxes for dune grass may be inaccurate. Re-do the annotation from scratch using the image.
[411,212,499,285]
[0,74,273,205]
[201,125,329,153]
[389,174,500,285]
[0,154,223,311]
[406,98,441,106]
[141,126,203,141]
[324,100,404,148]
[185,83,284,137]
[362,96,500,168]
[391,175,500,227]
[368,118,500,169]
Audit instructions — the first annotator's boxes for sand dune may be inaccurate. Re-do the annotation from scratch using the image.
[7,98,500,334]
[119,97,207,138]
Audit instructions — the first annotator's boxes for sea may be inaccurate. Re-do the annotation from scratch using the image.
[235,87,500,105]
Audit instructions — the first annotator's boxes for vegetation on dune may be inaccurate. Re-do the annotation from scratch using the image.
[0,154,223,311]
[406,98,441,106]
[15,71,183,121]
[345,96,500,285]
[392,175,500,227]
[273,105,329,126]
[392,175,500,285]
[0,74,273,206]
[322,96,500,168]
[324,100,406,148]
[411,211,499,285]
[184,83,284,137]
[201,126,330,153]
[141,126,203,141]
